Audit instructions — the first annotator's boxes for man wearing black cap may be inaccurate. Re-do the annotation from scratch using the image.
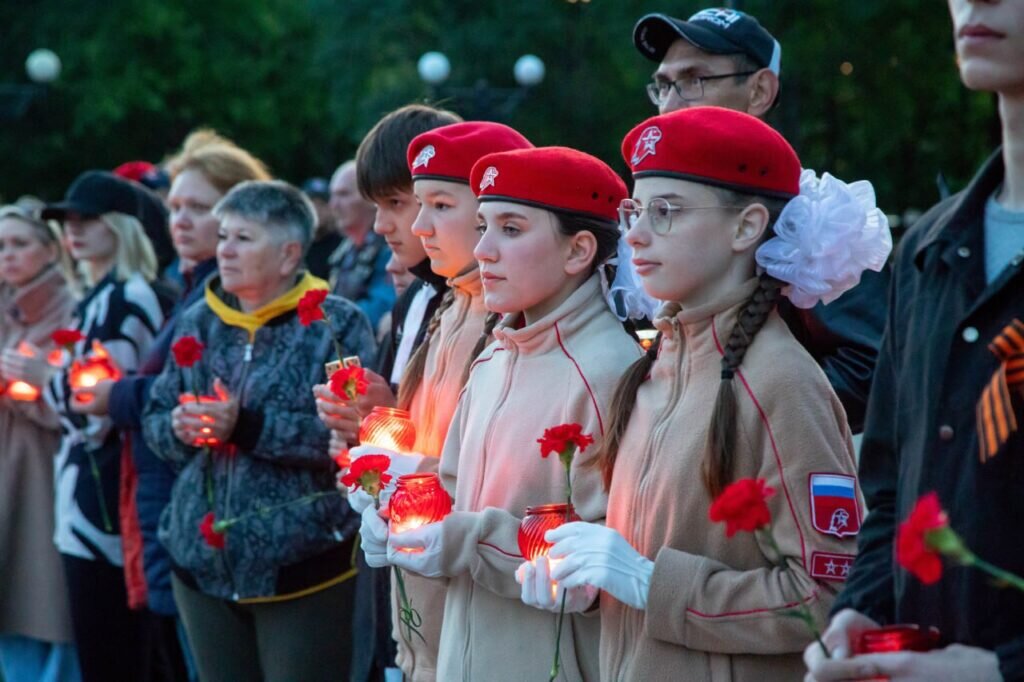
[632,7,890,434]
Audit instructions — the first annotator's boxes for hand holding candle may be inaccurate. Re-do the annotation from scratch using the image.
[176,378,237,446]
[68,341,123,404]
[0,342,51,401]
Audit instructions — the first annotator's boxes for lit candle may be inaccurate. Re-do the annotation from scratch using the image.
[858,625,940,654]
[178,393,225,447]
[68,341,122,404]
[388,473,452,550]
[5,342,42,402]
[517,503,581,563]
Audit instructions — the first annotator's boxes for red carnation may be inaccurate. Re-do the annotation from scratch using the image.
[172,336,205,368]
[51,328,85,349]
[896,492,949,585]
[709,478,776,538]
[199,511,226,549]
[330,365,369,401]
[340,454,392,500]
[298,289,329,326]
[538,423,594,464]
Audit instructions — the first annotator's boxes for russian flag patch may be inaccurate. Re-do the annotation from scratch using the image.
[808,473,861,538]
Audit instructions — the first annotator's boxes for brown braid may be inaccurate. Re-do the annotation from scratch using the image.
[461,311,502,385]
[704,273,784,497]
[596,332,662,490]
[397,289,456,410]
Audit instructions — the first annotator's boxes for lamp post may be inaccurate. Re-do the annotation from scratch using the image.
[417,51,545,122]
[0,49,61,121]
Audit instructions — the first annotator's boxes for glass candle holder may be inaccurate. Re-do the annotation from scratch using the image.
[518,503,581,562]
[178,393,226,447]
[389,473,452,536]
[69,341,122,404]
[5,342,42,401]
[857,625,941,654]
[359,407,416,453]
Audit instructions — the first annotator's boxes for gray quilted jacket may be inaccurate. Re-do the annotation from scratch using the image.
[143,275,376,600]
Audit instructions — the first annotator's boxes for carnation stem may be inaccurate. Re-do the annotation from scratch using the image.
[394,568,426,644]
[212,490,341,533]
[549,457,574,681]
[965,555,1024,593]
[762,527,830,658]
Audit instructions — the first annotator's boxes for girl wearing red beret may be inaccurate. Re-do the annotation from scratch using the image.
[353,121,532,682]
[530,107,891,681]
[386,146,642,681]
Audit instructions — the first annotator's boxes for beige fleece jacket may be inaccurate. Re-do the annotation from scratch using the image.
[395,267,487,681]
[434,275,642,682]
[600,278,863,682]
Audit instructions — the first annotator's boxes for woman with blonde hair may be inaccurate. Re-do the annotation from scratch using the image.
[40,170,166,682]
[0,206,80,682]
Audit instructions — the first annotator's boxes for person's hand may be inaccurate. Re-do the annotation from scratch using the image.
[70,378,115,415]
[1,344,54,388]
[330,431,349,467]
[805,609,881,671]
[313,384,361,444]
[175,378,239,446]
[803,642,1002,682]
[548,522,654,611]
[360,504,389,568]
[388,522,445,578]
[358,369,395,415]
[516,555,597,613]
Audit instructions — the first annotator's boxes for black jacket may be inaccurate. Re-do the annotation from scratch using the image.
[777,265,889,433]
[835,150,1024,680]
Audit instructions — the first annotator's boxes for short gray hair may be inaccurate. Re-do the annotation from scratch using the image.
[214,180,316,253]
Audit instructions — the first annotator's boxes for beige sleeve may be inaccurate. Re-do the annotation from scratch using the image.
[645,381,860,655]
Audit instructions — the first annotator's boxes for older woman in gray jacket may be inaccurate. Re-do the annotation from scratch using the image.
[143,181,376,682]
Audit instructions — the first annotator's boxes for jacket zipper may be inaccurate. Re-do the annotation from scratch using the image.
[226,337,255,600]
[624,317,684,671]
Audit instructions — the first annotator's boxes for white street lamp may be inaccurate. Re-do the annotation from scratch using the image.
[513,55,545,87]
[417,51,451,86]
[25,49,61,84]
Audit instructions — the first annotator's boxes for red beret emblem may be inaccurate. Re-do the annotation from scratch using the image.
[631,126,662,166]
[479,166,499,191]
[412,145,436,169]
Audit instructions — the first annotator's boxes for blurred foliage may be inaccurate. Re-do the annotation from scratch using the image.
[0,0,1000,219]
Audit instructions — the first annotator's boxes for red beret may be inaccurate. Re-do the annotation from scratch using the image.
[408,122,532,184]
[622,106,800,199]
[470,146,627,223]
[113,161,156,183]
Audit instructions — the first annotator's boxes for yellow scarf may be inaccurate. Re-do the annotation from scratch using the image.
[205,272,329,341]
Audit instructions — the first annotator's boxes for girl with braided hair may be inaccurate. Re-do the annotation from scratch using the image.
[385,147,642,681]
[529,107,891,681]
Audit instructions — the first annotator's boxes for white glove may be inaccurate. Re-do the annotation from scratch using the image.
[516,555,596,613]
[387,521,444,578]
[344,447,426,512]
[548,522,654,611]
[360,504,389,568]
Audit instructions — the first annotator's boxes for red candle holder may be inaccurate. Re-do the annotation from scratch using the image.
[69,341,122,404]
[857,625,941,654]
[359,407,416,453]
[3,342,42,402]
[518,503,581,562]
[388,473,452,537]
[178,393,225,447]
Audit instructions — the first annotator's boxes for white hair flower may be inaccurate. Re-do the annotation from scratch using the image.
[756,169,892,309]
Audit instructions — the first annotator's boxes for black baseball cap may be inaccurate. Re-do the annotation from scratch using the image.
[302,177,330,201]
[633,8,781,75]
[43,170,175,268]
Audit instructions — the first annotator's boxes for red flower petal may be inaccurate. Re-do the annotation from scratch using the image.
[51,328,85,347]
[709,478,776,537]
[172,336,205,368]
[199,511,225,549]
[537,423,594,459]
[298,289,329,327]
[329,366,368,400]
[896,492,947,585]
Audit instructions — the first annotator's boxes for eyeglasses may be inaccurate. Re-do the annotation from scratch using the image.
[645,71,757,106]
[619,198,743,235]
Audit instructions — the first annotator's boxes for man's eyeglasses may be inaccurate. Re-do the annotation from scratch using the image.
[645,71,757,106]
[619,198,743,235]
